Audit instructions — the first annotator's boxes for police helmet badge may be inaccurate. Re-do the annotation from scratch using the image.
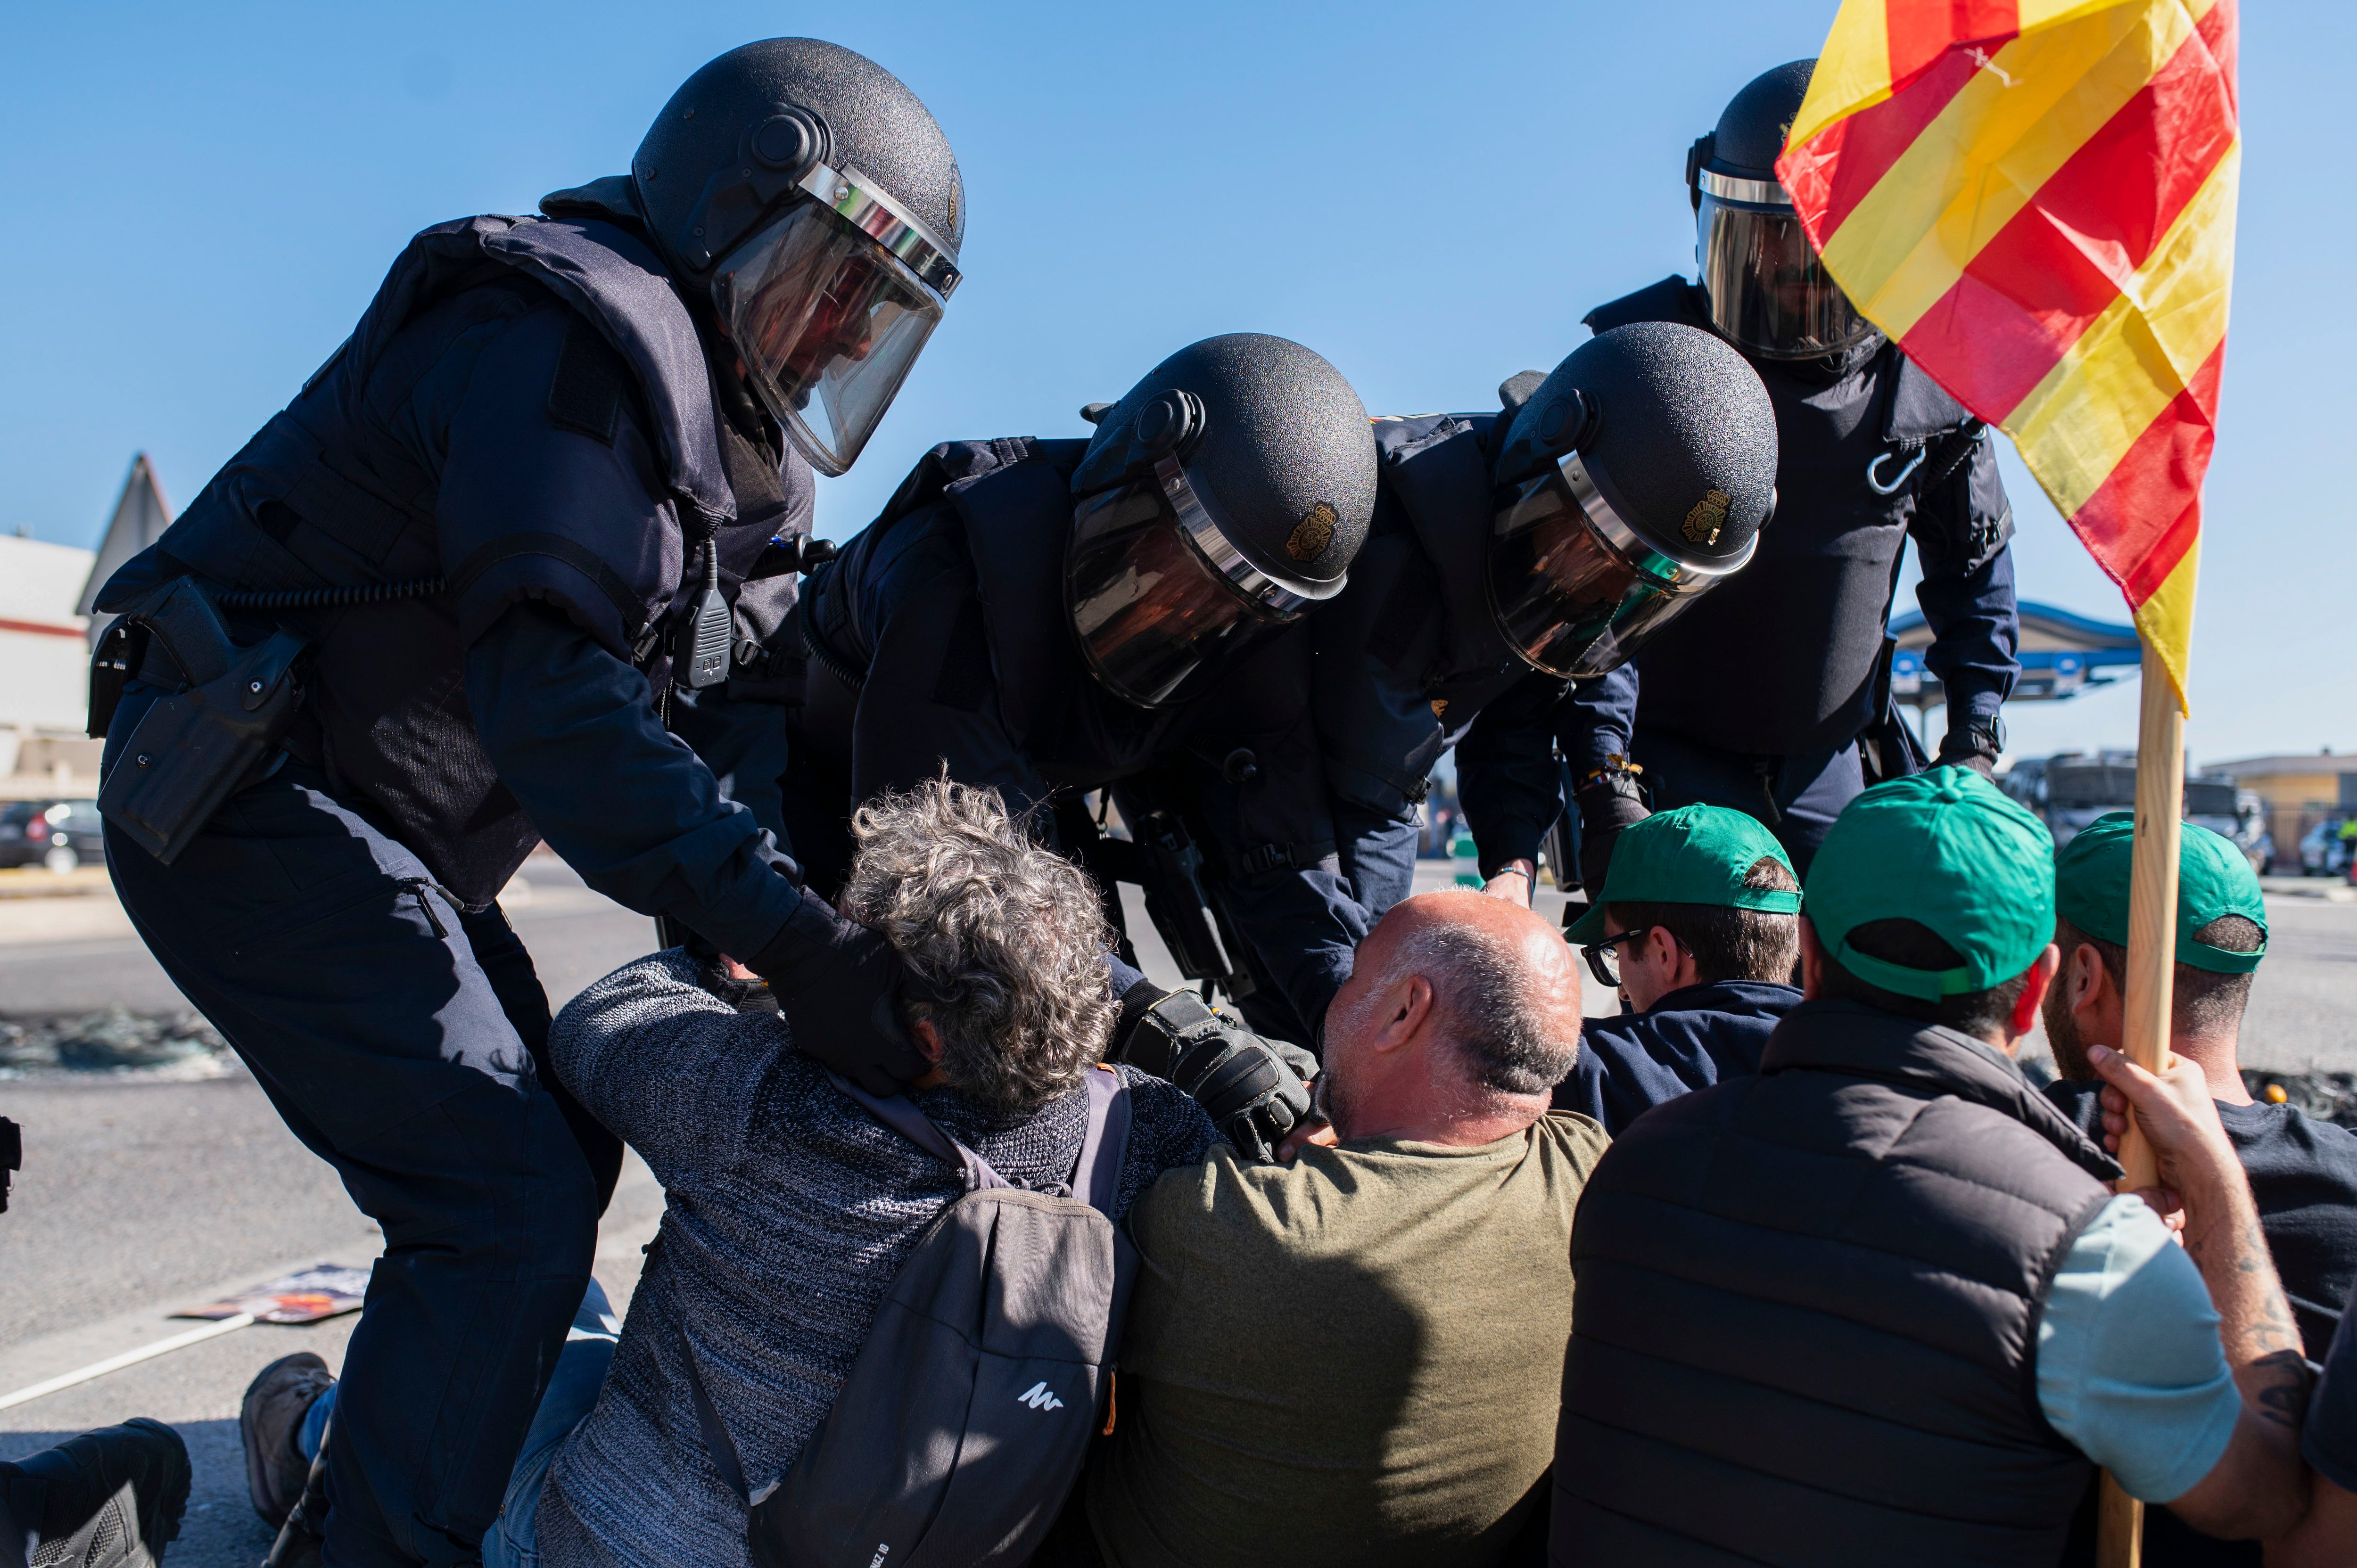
[1682,489,1731,547]
[1285,501,1338,563]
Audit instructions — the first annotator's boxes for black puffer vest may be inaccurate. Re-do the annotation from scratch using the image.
[98,215,808,903]
[1554,1000,2124,1567]
[1585,278,1978,757]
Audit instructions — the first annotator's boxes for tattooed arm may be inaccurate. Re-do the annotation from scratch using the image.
[2087,1043,2312,1540]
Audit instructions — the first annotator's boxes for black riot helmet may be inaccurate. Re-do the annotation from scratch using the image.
[627,39,964,476]
[1485,322,1778,678]
[1065,334,1376,709]
[1689,59,1880,361]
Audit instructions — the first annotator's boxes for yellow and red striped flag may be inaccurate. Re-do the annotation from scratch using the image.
[1777,0,2239,709]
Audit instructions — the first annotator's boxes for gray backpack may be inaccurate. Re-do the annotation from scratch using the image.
[681,1066,1136,1568]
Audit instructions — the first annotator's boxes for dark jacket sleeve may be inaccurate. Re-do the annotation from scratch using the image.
[1456,673,1575,874]
[466,600,803,959]
[1185,631,1371,1040]
[1558,663,1639,776]
[1910,430,2021,739]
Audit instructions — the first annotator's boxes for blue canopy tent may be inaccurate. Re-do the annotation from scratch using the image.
[1888,600,2142,713]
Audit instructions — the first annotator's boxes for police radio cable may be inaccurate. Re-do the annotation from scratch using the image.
[209,577,446,612]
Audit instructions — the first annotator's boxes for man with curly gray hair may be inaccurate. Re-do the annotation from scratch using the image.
[245,778,1216,1568]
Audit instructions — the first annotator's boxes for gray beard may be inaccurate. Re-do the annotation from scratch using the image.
[1313,985,1385,1138]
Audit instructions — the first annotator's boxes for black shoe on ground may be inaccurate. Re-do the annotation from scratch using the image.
[240,1353,333,1528]
[0,1416,190,1568]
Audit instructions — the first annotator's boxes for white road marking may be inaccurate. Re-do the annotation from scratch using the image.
[0,1314,255,1411]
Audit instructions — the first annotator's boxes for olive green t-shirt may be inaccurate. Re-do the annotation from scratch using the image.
[1086,1110,1610,1568]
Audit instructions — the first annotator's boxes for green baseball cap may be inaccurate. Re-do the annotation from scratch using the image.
[1805,770,2055,1001]
[1565,804,1799,943]
[2054,812,2268,974]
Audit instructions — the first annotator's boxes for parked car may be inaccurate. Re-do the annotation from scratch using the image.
[2002,752,2247,854]
[2300,819,2353,879]
[0,799,102,872]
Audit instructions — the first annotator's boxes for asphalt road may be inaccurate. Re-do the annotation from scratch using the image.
[1,856,2349,1566]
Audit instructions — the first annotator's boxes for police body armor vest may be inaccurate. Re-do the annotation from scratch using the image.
[805,436,1179,786]
[98,216,806,905]
[1584,277,1976,759]
[1310,414,1541,819]
[1556,1000,2122,1567]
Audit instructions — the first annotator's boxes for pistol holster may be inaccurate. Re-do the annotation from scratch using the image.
[97,579,311,865]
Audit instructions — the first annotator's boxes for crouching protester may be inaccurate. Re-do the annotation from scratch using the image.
[1554,805,1802,1133]
[238,778,1217,1568]
[1551,770,2312,1566]
[1055,889,1606,1568]
[2040,813,2357,1566]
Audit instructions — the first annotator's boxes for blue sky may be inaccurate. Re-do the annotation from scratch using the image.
[2,1,2347,766]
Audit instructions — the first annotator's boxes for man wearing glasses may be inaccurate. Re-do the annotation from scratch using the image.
[1554,805,1803,1133]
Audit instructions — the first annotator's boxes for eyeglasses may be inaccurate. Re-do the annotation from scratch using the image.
[1578,926,1686,989]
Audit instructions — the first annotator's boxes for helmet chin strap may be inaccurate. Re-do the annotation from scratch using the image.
[1782,331,1886,384]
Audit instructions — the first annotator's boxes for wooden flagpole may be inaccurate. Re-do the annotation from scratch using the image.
[2096,640,2188,1568]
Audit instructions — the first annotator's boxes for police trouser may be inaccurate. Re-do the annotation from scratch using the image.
[1336,804,1419,920]
[1629,726,1867,878]
[102,686,599,1568]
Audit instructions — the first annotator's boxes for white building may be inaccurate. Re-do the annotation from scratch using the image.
[0,534,96,780]
[0,455,172,791]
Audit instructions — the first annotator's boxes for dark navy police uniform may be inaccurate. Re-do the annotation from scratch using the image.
[1018,399,1615,1035]
[95,214,817,1568]
[1463,277,2022,876]
[791,438,1375,1046]
[1300,411,1533,915]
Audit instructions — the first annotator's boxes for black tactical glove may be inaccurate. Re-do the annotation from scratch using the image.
[1573,762,1651,903]
[1935,718,2004,780]
[748,893,929,1096]
[695,952,783,1017]
[1116,985,1313,1162]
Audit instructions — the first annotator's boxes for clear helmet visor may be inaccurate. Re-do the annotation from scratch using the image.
[1697,183,1879,361]
[1486,452,1752,679]
[1067,460,1309,710]
[711,196,946,477]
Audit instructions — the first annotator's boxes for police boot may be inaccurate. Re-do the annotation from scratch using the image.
[0,1417,190,1568]
[239,1354,332,1528]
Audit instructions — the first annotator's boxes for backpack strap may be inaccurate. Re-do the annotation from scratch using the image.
[1071,1065,1133,1220]
[827,1072,1010,1192]
[679,1073,1022,1512]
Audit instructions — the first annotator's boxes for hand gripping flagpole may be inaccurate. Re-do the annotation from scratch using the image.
[2096,648,2187,1568]
[1775,4,2241,1563]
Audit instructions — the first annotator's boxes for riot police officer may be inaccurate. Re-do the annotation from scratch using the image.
[965,321,1775,1057]
[1297,320,1780,939]
[1468,57,2022,897]
[788,333,1376,1145]
[90,39,954,1567]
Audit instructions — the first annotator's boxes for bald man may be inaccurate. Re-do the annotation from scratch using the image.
[1075,891,1608,1568]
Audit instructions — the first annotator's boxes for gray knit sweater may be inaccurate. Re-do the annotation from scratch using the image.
[536,952,1216,1568]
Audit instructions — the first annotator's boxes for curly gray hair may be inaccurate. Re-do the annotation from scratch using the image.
[838,777,1116,1115]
